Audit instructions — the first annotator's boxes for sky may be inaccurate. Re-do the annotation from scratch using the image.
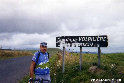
[0,0,124,53]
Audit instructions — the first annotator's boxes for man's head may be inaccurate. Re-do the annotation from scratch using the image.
[40,42,47,53]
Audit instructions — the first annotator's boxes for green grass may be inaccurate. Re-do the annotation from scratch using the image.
[50,53,124,83]
[19,51,124,83]
[0,50,33,60]
[47,48,61,55]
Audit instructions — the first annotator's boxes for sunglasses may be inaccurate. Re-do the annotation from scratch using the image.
[40,42,47,46]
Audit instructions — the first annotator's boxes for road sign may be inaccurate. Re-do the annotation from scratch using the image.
[56,35,108,47]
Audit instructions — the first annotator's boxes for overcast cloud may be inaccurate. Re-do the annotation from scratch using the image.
[0,0,124,53]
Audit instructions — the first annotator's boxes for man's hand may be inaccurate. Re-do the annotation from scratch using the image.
[28,78,33,83]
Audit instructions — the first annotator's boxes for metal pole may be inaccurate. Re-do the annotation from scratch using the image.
[80,46,82,70]
[98,45,101,68]
[62,46,65,73]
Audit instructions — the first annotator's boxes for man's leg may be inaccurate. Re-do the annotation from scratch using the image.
[35,74,51,83]
[43,74,51,83]
[35,75,41,83]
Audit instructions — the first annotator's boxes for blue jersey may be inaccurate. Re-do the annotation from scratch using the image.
[32,51,50,75]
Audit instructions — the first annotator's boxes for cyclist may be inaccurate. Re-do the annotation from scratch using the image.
[29,42,50,83]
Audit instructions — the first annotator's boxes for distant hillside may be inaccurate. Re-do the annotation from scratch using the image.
[47,48,61,56]
[0,50,32,60]
[47,48,61,52]
[68,51,98,54]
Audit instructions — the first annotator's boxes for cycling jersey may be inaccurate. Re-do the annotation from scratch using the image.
[32,51,50,75]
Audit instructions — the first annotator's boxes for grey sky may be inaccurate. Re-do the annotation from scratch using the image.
[0,0,124,53]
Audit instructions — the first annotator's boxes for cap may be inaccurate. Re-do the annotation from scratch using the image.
[40,42,47,46]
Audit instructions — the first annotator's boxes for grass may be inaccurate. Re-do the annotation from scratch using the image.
[0,50,33,60]
[47,48,61,55]
[19,51,124,83]
[50,52,124,83]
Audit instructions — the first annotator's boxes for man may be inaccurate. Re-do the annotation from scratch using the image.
[29,42,50,83]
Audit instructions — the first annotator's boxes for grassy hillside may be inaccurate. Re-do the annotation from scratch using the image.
[50,53,124,83]
[0,50,33,60]
[47,48,61,55]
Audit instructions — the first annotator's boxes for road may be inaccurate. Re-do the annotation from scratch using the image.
[0,56,32,83]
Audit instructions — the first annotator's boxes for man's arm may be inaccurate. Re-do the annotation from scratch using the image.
[29,61,36,78]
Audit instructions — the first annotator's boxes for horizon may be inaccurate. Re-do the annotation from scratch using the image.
[1,47,123,54]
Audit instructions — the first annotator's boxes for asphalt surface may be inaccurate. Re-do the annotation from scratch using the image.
[0,56,32,83]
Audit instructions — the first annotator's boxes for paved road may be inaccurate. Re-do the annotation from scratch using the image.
[0,56,32,83]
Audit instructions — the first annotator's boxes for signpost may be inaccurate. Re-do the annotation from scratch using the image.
[62,46,65,73]
[56,35,108,73]
[98,44,101,68]
[80,46,82,70]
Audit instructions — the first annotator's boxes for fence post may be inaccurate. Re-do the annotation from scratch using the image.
[80,46,82,70]
[62,46,65,73]
[98,45,101,68]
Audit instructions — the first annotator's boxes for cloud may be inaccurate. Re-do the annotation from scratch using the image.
[0,33,56,49]
[0,0,124,52]
[0,17,60,34]
[0,0,123,33]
